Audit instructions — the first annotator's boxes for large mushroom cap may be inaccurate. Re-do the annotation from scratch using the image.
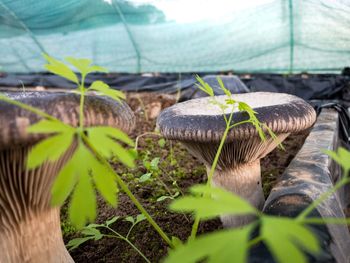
[157,92,316,142]
[0,91,135,150]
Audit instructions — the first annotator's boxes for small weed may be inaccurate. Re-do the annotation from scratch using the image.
[67,214,150,262]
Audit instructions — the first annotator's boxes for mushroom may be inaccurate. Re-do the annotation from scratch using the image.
[157,92,316,227]
[0,91,134,263]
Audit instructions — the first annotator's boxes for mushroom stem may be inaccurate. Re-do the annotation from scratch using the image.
[0,208,73,263]
[210,159,264,228]
[0,146,75,263]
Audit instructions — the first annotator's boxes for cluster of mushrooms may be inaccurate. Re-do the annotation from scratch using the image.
[0,90,315,262]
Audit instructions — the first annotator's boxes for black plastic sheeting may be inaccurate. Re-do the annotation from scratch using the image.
[1,73,349,102]
[310,101,350,148]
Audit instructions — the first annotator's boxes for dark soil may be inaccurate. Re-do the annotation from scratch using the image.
[63,92,310,263]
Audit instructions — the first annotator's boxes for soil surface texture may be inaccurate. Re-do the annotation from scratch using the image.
[63,92,310,263]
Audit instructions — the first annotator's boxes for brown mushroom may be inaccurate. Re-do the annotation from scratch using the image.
[0,91,134,263]
[157,92,316,227]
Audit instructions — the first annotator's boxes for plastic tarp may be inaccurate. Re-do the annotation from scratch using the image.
[0,0,350,74]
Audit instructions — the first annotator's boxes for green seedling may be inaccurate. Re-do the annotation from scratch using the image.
[67,214,150,263]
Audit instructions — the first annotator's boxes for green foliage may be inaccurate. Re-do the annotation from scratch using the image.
[87,126,135,168]
[170,185,257,220]
[261,217,320,263]
[157,191,179,202]
[168,183,322,263]
[325,147,350,174]
[67,214,149,262]
[165,225,253,263]
[43,54,79,84]
[195,75,214,97]
[88,80,126,102]
[158,138,166,148]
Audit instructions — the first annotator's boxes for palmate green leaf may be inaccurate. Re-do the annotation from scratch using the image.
[66,236,94,251]
[125,216,135,224]
[139,172,152,182]
[87,127,135,168]
[81,227,103,239]
[51,143,119,227]
[136,214,146,224]
[27,119,74,134]
[27,130,75,169]
[86,126,134,146]
[169,185,257,220]
[65,57,108,75]
[217,76,232,97]
[88,80,126,102]
[89,155,118,206]
[261,216,320,263]
[195,75,214,97]
[164,225,253,263]
[69,165,97,228]
[43,54,79,84]
[106,216,120,226]
[51,143,89,206]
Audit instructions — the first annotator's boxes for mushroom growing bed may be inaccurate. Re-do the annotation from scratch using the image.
[63,92,313,262]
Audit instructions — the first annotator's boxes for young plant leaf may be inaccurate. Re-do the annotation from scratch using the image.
[27,119,73,134]
[164,225,253,263]
[195,75,214,97]
[158,138,166,148]
[51,143,88,206]
[261,216,320,263]
[217,77,231,97]
[67,236,94,251]
[86,127,135,168]
[69,165,97,228]
[125,216,135,224]
[106,216,120,226]
[88,80,125,102]
[52,142,118,227]
[86,126,134,146]
[81,227,102,239]
[157,195,172,202]
[324,147,350,173]
[66,57,108,75]
[150,157,160,171]
[135,214,146,224]
[43,54,79,84]
[89,155,119,206]
[139,172,152,182]
[27,131,74,169]
[169,185,257,220]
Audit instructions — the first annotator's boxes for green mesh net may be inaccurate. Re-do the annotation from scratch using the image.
[0,0,349,73]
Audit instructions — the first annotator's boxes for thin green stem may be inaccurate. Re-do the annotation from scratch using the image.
[157,176,173,196]
[297,177,350,220]
[207,111,234,184]
[190,110,235,240]
[105,226,151,263]
[82,134,174,248]
[79,75,86,130]
[126,223,136,240]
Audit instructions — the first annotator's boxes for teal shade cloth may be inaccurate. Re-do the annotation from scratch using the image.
[0,0,349,73]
